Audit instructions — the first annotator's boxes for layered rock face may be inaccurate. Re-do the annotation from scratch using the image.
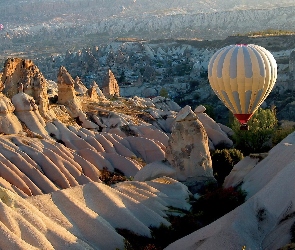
[102,69,120,98]
[1,58,52,119]
[165,105,215,190]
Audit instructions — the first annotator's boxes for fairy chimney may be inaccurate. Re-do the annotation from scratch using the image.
[102,69,120,98]
[57,66,77,105]
[166,105,215,191]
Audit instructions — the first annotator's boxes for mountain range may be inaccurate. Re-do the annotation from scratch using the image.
[2,0,295,41]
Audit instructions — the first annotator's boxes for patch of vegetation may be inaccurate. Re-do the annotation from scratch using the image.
[99,167,129,185]
[236,29,295,37]
[159,87,169,98]
[272,126,295,146]
[231,108,277,155]
[129,155,146,168]
[120,125,138,136]
[203,104,215,120]
[116,186,246,249]
[211,149,244,185]
[290,221,295,243]
[191,187,247,224]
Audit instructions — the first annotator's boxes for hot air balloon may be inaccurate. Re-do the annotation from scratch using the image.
[208,44,277,130]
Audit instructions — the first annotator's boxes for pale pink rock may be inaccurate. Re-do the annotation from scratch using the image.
[166,106,214,183]
[108,127,127,138]
[205,127,233,148]
[0,153,39,196]
[125,136,165,163]
[165,152,295,250]
[77,148,114,172]
[102,152,141,177]
[53,120,96,151]
[0,160,32,196]
[72,152,103,182]
[134,161,176,181]
[0,177,27,197]
[0,93,22,134]
[101,133,135,157]
[223,156,259,188]
[94,133,116,153]
[12,92,50,139]
[218,123,234,137]
[39,140,83,173]
[0,141,57,194]
[78,111,99,129]
[196,112,233,148]
[102,69,120,98]
[73,129,105,152]
[136,126,169,147]
[11,138,72,189]
[194,105,206,113]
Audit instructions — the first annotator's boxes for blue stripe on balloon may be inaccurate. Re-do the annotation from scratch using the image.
[221,90,236,113]
[229,47,238,78]
[242,46,253,78]
[250,47,265,77]
[208,47,227,77]
[217,46,233,78]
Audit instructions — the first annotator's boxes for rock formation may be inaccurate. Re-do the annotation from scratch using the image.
[74,76,88,95]
[102,69,120,98]
[195,105,233,150]
[0,93,22,134]
[1,58,54,119]
[12,92,50,139]
[57,66,78,105]
[165,105,215,192]
[88,81,105,100]
[57,66,82,117]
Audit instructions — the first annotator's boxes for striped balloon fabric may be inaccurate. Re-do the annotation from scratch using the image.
[208,44,277,125]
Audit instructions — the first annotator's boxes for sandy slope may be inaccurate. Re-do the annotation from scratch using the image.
[0,177,191,250]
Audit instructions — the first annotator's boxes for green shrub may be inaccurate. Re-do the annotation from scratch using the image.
[211,149,244,185]
[272,126,295,146]
[191,187,247,224]
[203,104,215,120]
[231,108,277,155]
[159,87,168,98]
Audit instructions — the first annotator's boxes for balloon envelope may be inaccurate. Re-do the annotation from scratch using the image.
[208,44,277,124]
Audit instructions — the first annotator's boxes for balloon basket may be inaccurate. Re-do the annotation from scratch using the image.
[240,124,249,130]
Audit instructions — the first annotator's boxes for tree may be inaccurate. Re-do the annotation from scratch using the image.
[211,149,244,185]
[118,71,126,83]
[159,87,169,98]
[231,108,277,155]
